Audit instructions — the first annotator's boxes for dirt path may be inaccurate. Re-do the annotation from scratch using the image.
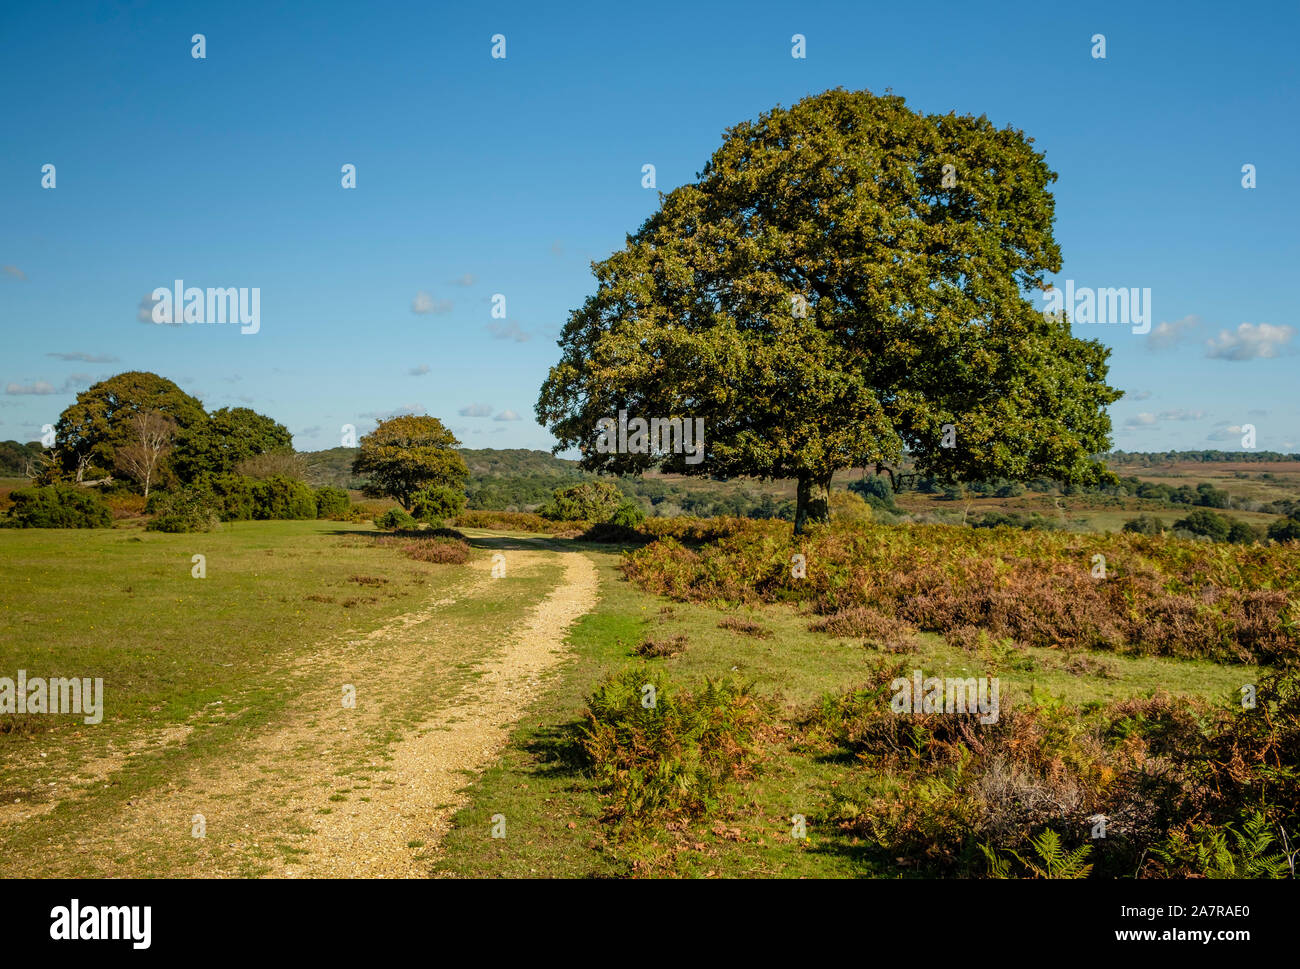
[0,538,599,878]
[292,547,598,876]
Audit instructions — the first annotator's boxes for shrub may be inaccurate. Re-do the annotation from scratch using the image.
[809,606,919,653]
[314,485,351,520]
[1122,514,1166,535]
[375,508,416,530]
[188,472,256,521]
[610,500,646,529]
[252,474,317,520]
[402,538,470,564]
[3,484,112,529]
[410,484,467,525]
[831,490,874,522]
[580,668,769,834]
[454,509,586,534]
[847,474,899,512]
[540,480,625,522]
[146,486,219,532]
[1173,508,1231,542]
[717,616,772,638]
[1267,516,1300,544]
[634,634,688,658]
[1227,520,1262,545]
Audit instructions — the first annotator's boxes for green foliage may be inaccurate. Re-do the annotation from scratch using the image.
[1152,813,1291,879]
[145,485,219,533]
[540,480,626,522]
[537,88,1120,531]
[610,500,646,529]
[352,416,468,511]
[1174,508,1231,542]
[3,484,112,529]
[171,406,293,482]
[410,484,467,525]
[1268,516,1300,543]
[53,372,207,480]
[375,508,416,530]
[981,830,1094,879]
[190,472,256,521]
[847,474,899,512]
[313,485,351,520]
[0,440,46,476]
[1122,514,1166,535]
[580,667,768,835]
[251,474,317,520]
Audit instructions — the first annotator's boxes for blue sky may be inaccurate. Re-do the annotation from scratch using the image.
[2,0,1297,455]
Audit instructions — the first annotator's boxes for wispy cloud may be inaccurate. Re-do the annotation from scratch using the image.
[458,403,493,417]
[2,265,27,281]
[1205,322,1295,361]
[47,351,119,363]
[1146,314,1202,351]
[138,292,171,324]
[493,409,522,421]
[449,273,476,287]
[486,320,530,342]
[411,291,454,315]
[408,364,431,376]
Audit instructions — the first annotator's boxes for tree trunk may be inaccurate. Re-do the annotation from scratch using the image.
[794,471,833,534]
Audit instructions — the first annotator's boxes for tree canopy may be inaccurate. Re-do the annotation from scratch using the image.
[54,371,207,481]
[351,415,468,511]
[536,88,1121,531]
[171,406,293,482]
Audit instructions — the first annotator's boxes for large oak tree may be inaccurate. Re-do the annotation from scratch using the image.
[536,89,1121,532]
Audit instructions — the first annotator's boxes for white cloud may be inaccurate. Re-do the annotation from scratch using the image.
[1205,322,1295,361]
[408,364,430,376]
[458,403,493,417]
[1128,390,1152,401]
[1146,314,1202,351]
[1157,408,1205,422]
[1125,412,1158,427]
[6,381,57,395]
[449,273,476,287]
[493,409,522,421]
[412,291,453,315]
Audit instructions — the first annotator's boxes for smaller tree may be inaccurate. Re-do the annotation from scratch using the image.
[352,416,467,512]
[113,410,177,498]
[541,480,626,522]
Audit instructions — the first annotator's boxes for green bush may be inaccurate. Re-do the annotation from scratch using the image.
[1122,514,1166,536]
[251,474,317,520]
[146,486,219,533]
[1174,508,1231,542]
[610,500,646,529]
[191,472,256,521]
[541,480,626,522]
[314,485,351,520]
[375,507,416,530]
[1268,516,1300,543]
[580,667,769,835]
[3,484,112,529]
[847,474,899,512]
[410,484,467,525]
